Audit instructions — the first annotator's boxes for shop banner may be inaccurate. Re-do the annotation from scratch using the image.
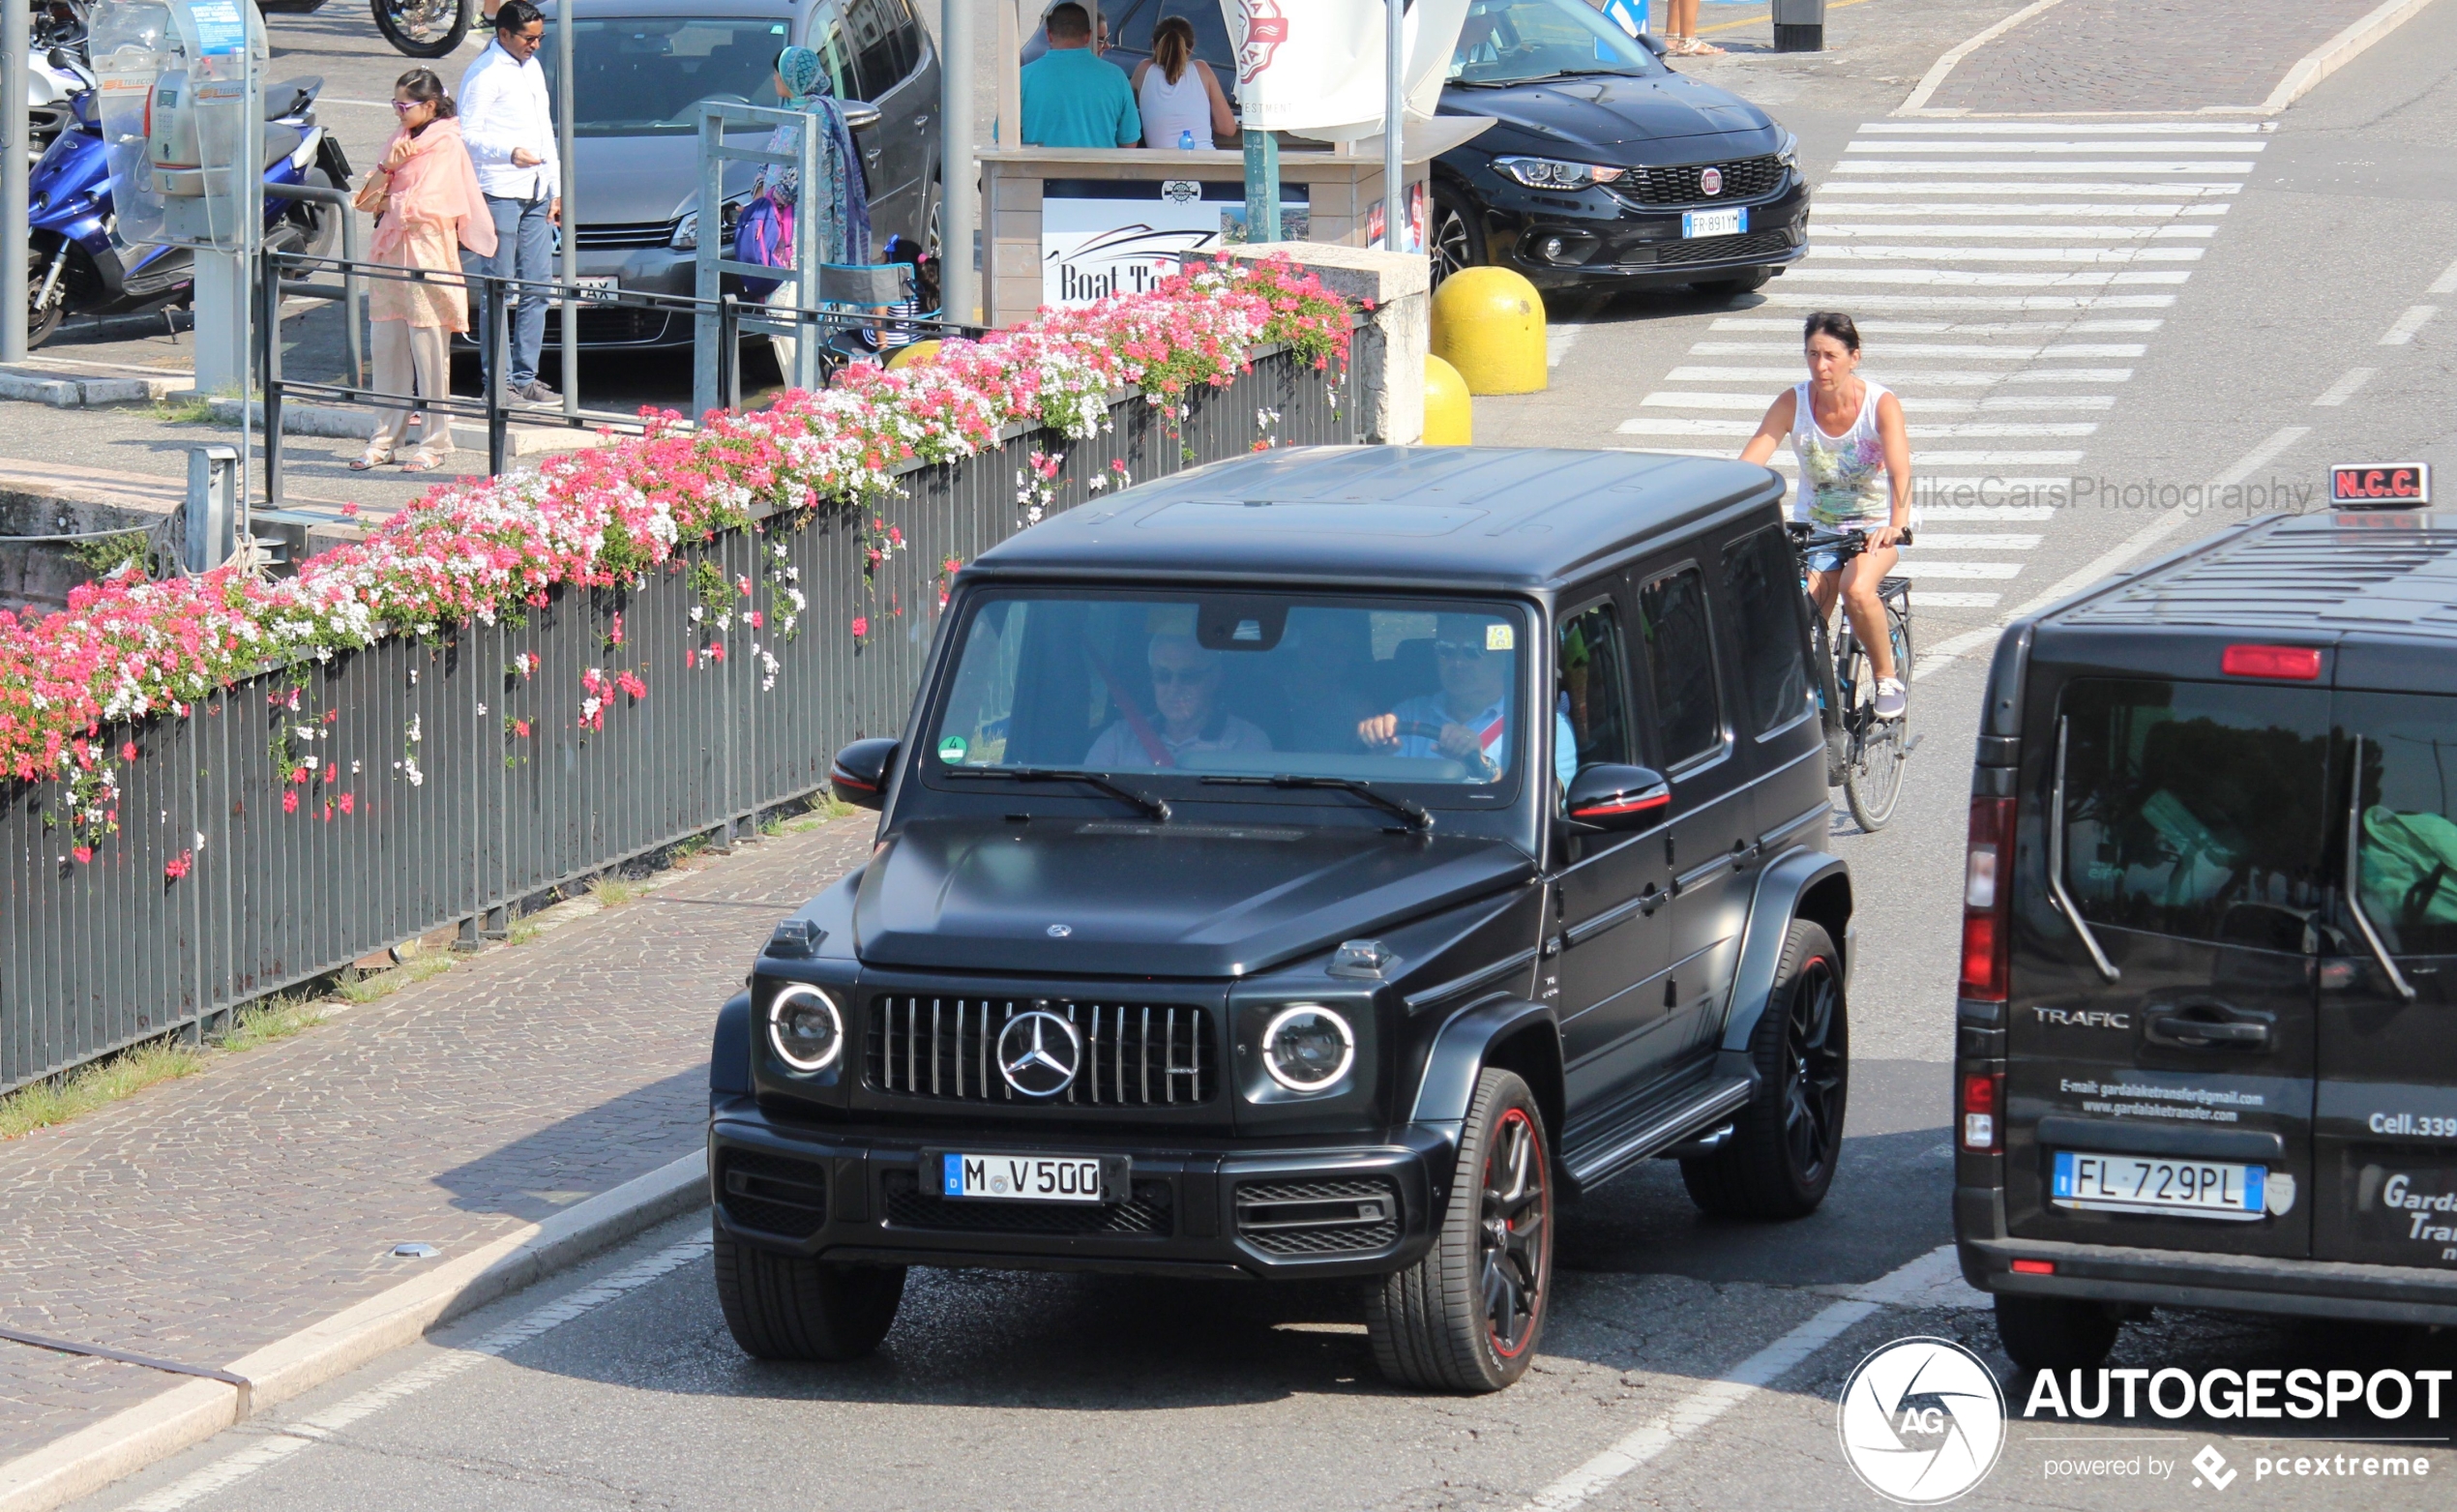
[1042,179,1310,307]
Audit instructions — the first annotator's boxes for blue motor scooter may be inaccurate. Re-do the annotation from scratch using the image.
[26,75,353,348]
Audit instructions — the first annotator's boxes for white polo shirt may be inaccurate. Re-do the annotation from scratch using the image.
[458,40,561,201]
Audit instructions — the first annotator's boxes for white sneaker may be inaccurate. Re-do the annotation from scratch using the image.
[1873,677,1908,721]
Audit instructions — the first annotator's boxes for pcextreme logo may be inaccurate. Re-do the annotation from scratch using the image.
[1837,1337,2008,1503]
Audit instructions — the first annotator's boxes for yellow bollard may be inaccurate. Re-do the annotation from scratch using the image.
[887,340,941,371]
[1430,267,1547,395]
[1423,355,1472,445]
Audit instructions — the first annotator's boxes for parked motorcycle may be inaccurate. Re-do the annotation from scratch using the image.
[27,0,95,149]
[373,0,472,58]
[25,77,352,348]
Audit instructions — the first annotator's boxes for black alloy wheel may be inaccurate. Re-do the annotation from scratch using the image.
[1994,1293,2121,1374]
[26,236,65,350]
[1429,186,1482,287]
[1680,919,1849,1219]
[1369,1067,1554,1391]
[373,0,471,58]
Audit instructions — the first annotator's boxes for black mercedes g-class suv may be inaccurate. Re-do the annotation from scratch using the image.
[707,446,1854,1391]
[1955,507,2457,1370]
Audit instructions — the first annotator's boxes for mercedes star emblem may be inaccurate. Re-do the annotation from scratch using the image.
[1046,923,1073,937]
[996,1011,1082,1098]
[1700,166,1724,196]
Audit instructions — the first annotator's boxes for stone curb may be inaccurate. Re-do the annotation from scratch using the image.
[198,397,617,457]
[0,368,178,408]
[0,1149,708,1512]
[2263,0,2443,110]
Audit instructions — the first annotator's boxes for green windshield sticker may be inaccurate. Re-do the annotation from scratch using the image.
[937,736,967,762]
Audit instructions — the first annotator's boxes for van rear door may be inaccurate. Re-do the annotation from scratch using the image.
[2004,675,2328,1260]
[2315,689,2457,1268]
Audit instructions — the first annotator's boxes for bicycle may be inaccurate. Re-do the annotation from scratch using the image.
[1786,522,1917,831]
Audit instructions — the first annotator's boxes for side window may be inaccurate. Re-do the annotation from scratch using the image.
[844,0,911,96]
[1636,566,1724,768]
[804,1,857,99]
[1557,598,1633,784]
[2060,679,2330,951]
[2345,694,2457,957]
[1722,524,1813,735]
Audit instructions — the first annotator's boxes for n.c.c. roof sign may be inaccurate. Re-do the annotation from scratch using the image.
[2330,462,2431,507]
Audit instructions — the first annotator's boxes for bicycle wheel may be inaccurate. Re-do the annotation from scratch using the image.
[1843,604,1911,831]
[373,0,471,58]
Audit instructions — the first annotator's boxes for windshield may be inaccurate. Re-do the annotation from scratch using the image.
[927,591,1545,799]
[540,16,792,136]
[1451,0,1664,86]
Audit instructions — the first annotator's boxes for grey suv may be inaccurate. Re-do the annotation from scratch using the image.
[705,446,1856,1390]
[542,0,937,347]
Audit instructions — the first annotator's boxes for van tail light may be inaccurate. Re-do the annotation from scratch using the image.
[2010,1259,2055,1275]
[1961,1069,2003,1153]
[2221,643,2322,681]
[1959,796,2016,1002]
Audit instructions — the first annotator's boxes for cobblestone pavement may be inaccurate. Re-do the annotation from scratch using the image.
[1927,0,2386,112]
[0,813,874,1466]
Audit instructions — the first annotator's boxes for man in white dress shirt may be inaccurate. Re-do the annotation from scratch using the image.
[459,0,562,405]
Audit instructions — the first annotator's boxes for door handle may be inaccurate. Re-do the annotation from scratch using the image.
[2146,1012,2271,1051]
[1730,840,1759,872]
[1639,884,1664,917]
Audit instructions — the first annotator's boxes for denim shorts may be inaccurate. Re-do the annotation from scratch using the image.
[1804,545,1848,574]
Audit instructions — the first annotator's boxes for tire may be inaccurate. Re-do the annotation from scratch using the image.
[26,237,65,351]
[1842,599,1910,832]
[712,1227,905,1361]
[1692,266,1772,298]
[1429,185,1484,288]
[1994,1292,2120,1374]
[373,0,472,58]
[1369,1067,1554,1392]
[1681,920,1848,1220]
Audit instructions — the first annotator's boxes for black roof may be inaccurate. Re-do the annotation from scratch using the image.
[2054,511,2457,640]
[971,446,1785,592]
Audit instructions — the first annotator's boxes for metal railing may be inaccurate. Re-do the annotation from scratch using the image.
[255,248,978,500]
[1,323,1356,1093]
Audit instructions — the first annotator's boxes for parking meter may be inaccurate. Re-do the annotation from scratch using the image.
[89,0,267,250]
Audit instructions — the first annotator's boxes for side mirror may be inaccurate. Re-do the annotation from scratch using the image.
[1565,763,1671,831]
[841,99,883,133]
[1636,30,1670,58]
[829,737,899,810]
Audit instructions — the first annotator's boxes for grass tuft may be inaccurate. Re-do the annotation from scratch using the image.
[589,875,643,908]
[221,994,325,1052]
[154,395,217,425]
[0,1039,207,1141]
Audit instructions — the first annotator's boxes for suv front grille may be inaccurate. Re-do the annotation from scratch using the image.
[1233,1177,1401,1256]
[880,1170,1174,1235]
[1610,154,1787,207]
[719,1149,829,1237]
[573,219,676,250]
[867,996,1216,1107]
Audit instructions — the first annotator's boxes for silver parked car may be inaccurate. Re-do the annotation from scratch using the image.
[537,0,939,347]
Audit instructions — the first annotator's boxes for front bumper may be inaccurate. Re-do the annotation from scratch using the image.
[1958,1187,2457,1326]
[1460,160,1812,291]
[711,1098,1449,1280]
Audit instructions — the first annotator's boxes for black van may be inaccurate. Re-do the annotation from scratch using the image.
[707,447,1853,1390]
[1954,508,2457,1370]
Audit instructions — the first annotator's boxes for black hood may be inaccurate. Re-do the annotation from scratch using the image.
[853,818,1536,979]
[1442,70,1775,159]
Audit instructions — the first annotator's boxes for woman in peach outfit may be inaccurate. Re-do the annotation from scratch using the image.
[353,69,496,472]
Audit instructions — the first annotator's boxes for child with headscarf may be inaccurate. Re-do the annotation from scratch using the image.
[753,44,870,382]
[352,68,497,472]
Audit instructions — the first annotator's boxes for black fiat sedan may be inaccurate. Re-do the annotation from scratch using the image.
[1032,0,1811,298]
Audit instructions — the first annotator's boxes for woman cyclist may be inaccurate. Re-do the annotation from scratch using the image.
[1740,311,1913,720]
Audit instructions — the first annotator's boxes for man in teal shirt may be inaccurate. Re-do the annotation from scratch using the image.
[1022,4,1140,148]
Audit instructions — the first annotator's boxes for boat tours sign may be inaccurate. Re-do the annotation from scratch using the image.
[1041,179,1309,307]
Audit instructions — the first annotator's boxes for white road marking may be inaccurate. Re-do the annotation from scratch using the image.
[1805,245,2205,262]
[1687,341,2145,357]
[1665,366,2126,385]
[1817,203,2229,217]
[1783,269,2193,287]
[1818,223,2216,238]
[1912,591,2005,608]
[1705,317,2162,334]
[1819,181,2242,195]
[2431,256,2457,296]
[1844,139,2266,154]
[2312,367,2377,406]
[1547,323,1584,369]
[2379,305,2439,344]
[1863,121,2269,134]
[1978,395,2116,410]
[120,1236,713,1512]
[1631,446,2089,466]
[1918,504,2061,520]
[1832,160,2257,175]
[1893,561,2027,579]
[1519,1246,1971,1512]
[1639,393,2112,416]
[1759,293,2178,310]
[1902,533,2042,549]
[1617,418,2096,439]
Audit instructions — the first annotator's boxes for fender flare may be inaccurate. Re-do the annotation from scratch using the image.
[1407,995,1559,1128]
[1712,847,1851,1083]
[709,991,752,1101]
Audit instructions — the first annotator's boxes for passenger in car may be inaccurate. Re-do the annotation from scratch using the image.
[1279,610,1380,754]
[1084,634,1273,768]
[1356,613,1577,786]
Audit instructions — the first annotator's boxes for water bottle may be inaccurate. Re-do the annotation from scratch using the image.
[1178,129,1198,150]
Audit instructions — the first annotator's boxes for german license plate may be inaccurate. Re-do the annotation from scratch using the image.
[2052,1150,2265,1220]
[1682,207,1746,239]
[559,276,620,306]
[940,1151,1112,1203]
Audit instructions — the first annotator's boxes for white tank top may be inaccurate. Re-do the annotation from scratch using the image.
[1788,378,1900,529]
[1139,63,1211,148]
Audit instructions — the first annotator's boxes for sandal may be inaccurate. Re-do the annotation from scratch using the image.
[1689,37,1726,54]
[400,451,449,473]
[348,448,394,471]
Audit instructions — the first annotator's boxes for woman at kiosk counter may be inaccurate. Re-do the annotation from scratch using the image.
[1131,15,1234,149]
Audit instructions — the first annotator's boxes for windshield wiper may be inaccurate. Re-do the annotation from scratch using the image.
[1200,774,1434,834]
[1453,67,1645,87]
[944,766,1170,822]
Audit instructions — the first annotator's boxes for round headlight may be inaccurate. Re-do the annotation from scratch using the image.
[767,984,844,1072]
[1261,1005,1354,1093]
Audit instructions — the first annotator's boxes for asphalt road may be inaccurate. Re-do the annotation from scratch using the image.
[66,3,2457,1509]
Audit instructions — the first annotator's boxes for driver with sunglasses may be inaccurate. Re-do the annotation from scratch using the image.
[1358,614,1578,786]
